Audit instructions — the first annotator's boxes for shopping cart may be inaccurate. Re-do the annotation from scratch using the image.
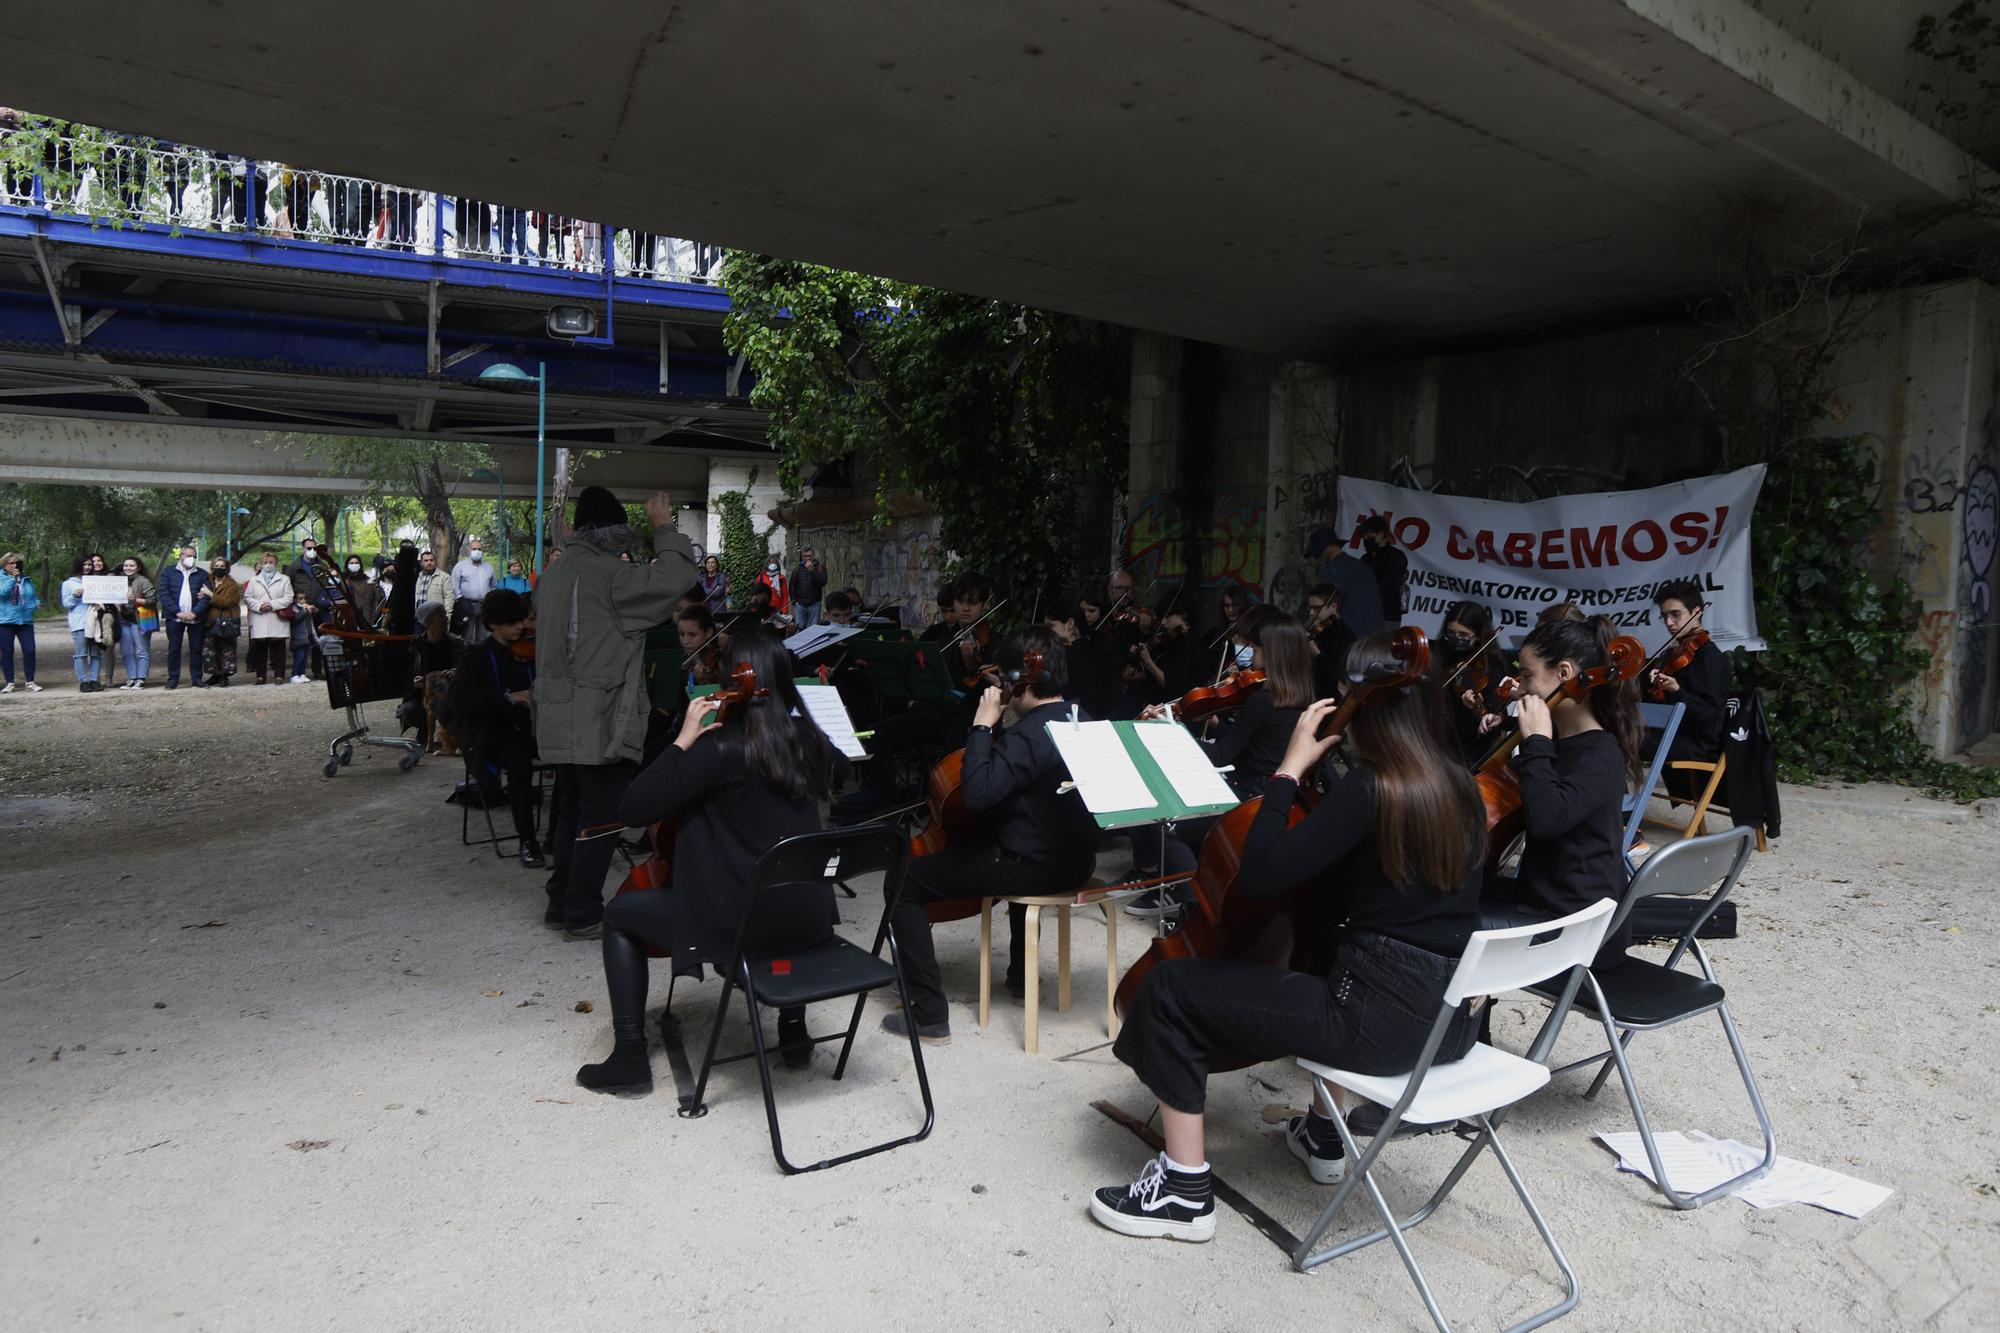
[318,627,424,778]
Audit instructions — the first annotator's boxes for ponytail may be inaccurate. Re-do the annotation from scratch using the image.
[1519,614,1641,781]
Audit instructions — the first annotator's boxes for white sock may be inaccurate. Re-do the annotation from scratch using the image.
[1162,1151,1209,1176]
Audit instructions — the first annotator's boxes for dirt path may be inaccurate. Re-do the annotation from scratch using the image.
[1,683,1996,1329]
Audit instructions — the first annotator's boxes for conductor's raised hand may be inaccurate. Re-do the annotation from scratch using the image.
[1279,698,1343,780]
[675,694,723,749]
[643,491,676,531]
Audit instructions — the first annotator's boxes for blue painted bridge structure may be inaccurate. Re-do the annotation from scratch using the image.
[0,128,766,451]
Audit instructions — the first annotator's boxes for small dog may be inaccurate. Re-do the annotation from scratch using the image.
[422,669,460,756]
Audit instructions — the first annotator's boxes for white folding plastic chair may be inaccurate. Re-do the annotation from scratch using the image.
[1292,898,1617,1332]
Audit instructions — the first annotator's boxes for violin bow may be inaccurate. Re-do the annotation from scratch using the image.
[1441,629,1503,690]
[1639,602,1706,677]
[941,597,1008,654]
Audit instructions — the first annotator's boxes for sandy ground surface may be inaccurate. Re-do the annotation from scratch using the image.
[1,682,1997,1331]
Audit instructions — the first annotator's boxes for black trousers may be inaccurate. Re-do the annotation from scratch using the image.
[474,734,539,843]
[1113,933,1472,1115]
[547,761,637,929]
[603,887,808,1046]
[892,842,1092,1025]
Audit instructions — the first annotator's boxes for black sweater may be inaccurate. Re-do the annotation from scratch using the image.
[448,638,534,757]
[1665,640,1730,762]
[1201,689,1302,795]
[963,699,1100,870]
[1508,729,1631,956]
[1239,771,1481,958]
[619,725,843,971]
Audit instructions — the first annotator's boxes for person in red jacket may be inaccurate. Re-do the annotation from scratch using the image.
[755,556,790,620]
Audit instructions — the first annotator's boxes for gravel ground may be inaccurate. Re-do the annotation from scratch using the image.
[1,681,1996,1331]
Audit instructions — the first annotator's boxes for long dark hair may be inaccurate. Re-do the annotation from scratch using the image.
[1519,614,1641,780]
[709,626,836,801]
[1240,612,1314,709]
[1440,599,1505,682]
[123,555,150,578]
[1342,632,1483,892]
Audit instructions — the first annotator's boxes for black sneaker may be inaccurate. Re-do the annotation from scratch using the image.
[564,919,604,942]
[542,905,566,931]
[1286,1113,1348,1184]
[1089,1154,1216,1242]
[519,839,546,870]
[879,1009,951,1045]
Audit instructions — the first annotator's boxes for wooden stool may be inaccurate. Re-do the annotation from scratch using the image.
[977,880,1122,1054]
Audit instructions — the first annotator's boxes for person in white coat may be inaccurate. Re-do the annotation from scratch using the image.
[241,551,296,684]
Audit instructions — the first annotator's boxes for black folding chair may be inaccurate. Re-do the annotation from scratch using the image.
[678,825,935,1174]
[1521,825,1775,1209]
[458,745,552,857]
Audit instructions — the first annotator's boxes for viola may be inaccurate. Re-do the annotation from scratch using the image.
[1475,635,1645,872]
[1161,668,1266,724]
[1114,628,1433,1063]
[1646,628,1711,700]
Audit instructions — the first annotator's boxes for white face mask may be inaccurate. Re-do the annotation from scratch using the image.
[181,555,196,569]
[302,549,316,562]
[1233,644,1255,669]
[767,562,779,573]
[262,565,276,575]
[348,564,363,575]
[470,550,484,563]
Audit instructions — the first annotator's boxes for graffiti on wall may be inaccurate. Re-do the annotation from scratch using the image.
[1964,463,1996,618]
[1123,490,1266,593]
[803,515,943,627]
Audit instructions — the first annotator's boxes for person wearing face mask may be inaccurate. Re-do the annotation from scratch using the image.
[157,545,212,690]
[0,551,43,693]
[284,540,323,684]
[241,551,294,684]
[450,537,495,645]
[341,555,384,629]
[200,557,242,687]
[112,556,156,689]
[754,554,790,625]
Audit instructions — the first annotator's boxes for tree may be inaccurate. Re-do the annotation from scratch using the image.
[306,435,491,563]
[0,482,315,578]
[721,254,1129,607]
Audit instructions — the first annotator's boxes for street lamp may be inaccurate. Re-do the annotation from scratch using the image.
[223,503,250,563]
[479,361,547,575]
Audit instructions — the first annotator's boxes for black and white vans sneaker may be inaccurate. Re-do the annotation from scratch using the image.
[1089,1154,1216,1242]
[1286,1113,1348,1184]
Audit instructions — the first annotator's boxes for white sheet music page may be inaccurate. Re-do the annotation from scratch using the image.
[1047,720,1156,813]
[1134,721,1238,809]
[795,684,868,759]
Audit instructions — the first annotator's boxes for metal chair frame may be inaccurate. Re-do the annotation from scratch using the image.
[678,825,935,1175]
[458,751,553,857]
[1293,899,1617,1333]
[1624,701,1684,858]
[1523,825,1775,1209]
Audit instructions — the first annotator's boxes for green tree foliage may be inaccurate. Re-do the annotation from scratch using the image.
[307,435,491,563]
[712,471,769,606]
[0,482,317,581]
[721,254,1129,606]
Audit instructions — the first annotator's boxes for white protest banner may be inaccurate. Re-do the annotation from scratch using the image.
[80,575,131,604]
[1336,465,1766,651]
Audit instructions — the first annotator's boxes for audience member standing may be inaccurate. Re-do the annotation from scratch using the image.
[698,554,729,614]
[1310,527,1385,638]
[0,551,43,693]
[535,487,694,939]
[497,558,531,595]
[342,554,384,627]
[60,556,98,692]
[285,540,324,683]
[204,556,243,686]
[1359,515,1409,627]
[115,557,156,689]
[242,552,294,684]
[791,546,828,629]
[84,554,119,686]
[413,548,453,622]
[158,546,212,690]
[450,537,496,644]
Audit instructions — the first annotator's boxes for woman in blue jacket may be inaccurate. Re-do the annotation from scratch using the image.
[59,554,100,692]
[0,551,43,693]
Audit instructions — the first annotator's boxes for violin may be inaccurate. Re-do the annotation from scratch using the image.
[1475,634,1645,872]
[612,663,769,955]
[1114,627,1432,1063]
[508,625,537,662]
[1157,668,1266,724]
[1441,629,1500,700]
[911,650,1042,924]
[1646,628,1711,700]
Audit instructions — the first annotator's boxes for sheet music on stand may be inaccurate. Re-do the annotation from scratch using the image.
[1046,718,1241,830]
[784,623,863,658]
[794,682,869,759]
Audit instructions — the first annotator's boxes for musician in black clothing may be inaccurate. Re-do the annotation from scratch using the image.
[1047,603,1115,719]
[1092,638,1485,1243]
[449,589,544,868]
[859,575,997,803]
[1648,579,1730,793]
[1437,599,1509,762]
[575,627,845,1095]
[1133,606,1202,701]
[884,626,1100,1045]
[1481,615,1641,963]
[1304,582,1356,703]
[917,577,960,643]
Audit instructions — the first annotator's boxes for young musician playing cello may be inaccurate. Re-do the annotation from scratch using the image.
[1093,633,1486,1241]
[1647,578,1729,790]
[885,626,1099,1045]
[1481,615,1641,958]
[575,627,845,1094]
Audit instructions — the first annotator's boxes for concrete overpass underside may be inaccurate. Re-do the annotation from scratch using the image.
[8,0,1997,360]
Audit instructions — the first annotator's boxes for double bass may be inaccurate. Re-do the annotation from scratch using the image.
[1474,635,1646,872]
[1113,627,1432,1069]
[911,650,1045,924]
[613,663,770,955]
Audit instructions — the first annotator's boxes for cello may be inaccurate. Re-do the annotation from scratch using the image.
[1112,627,1432,1068]
[912,650,1045,924]
[612,663,770,955]
[1474,635,1645,873]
